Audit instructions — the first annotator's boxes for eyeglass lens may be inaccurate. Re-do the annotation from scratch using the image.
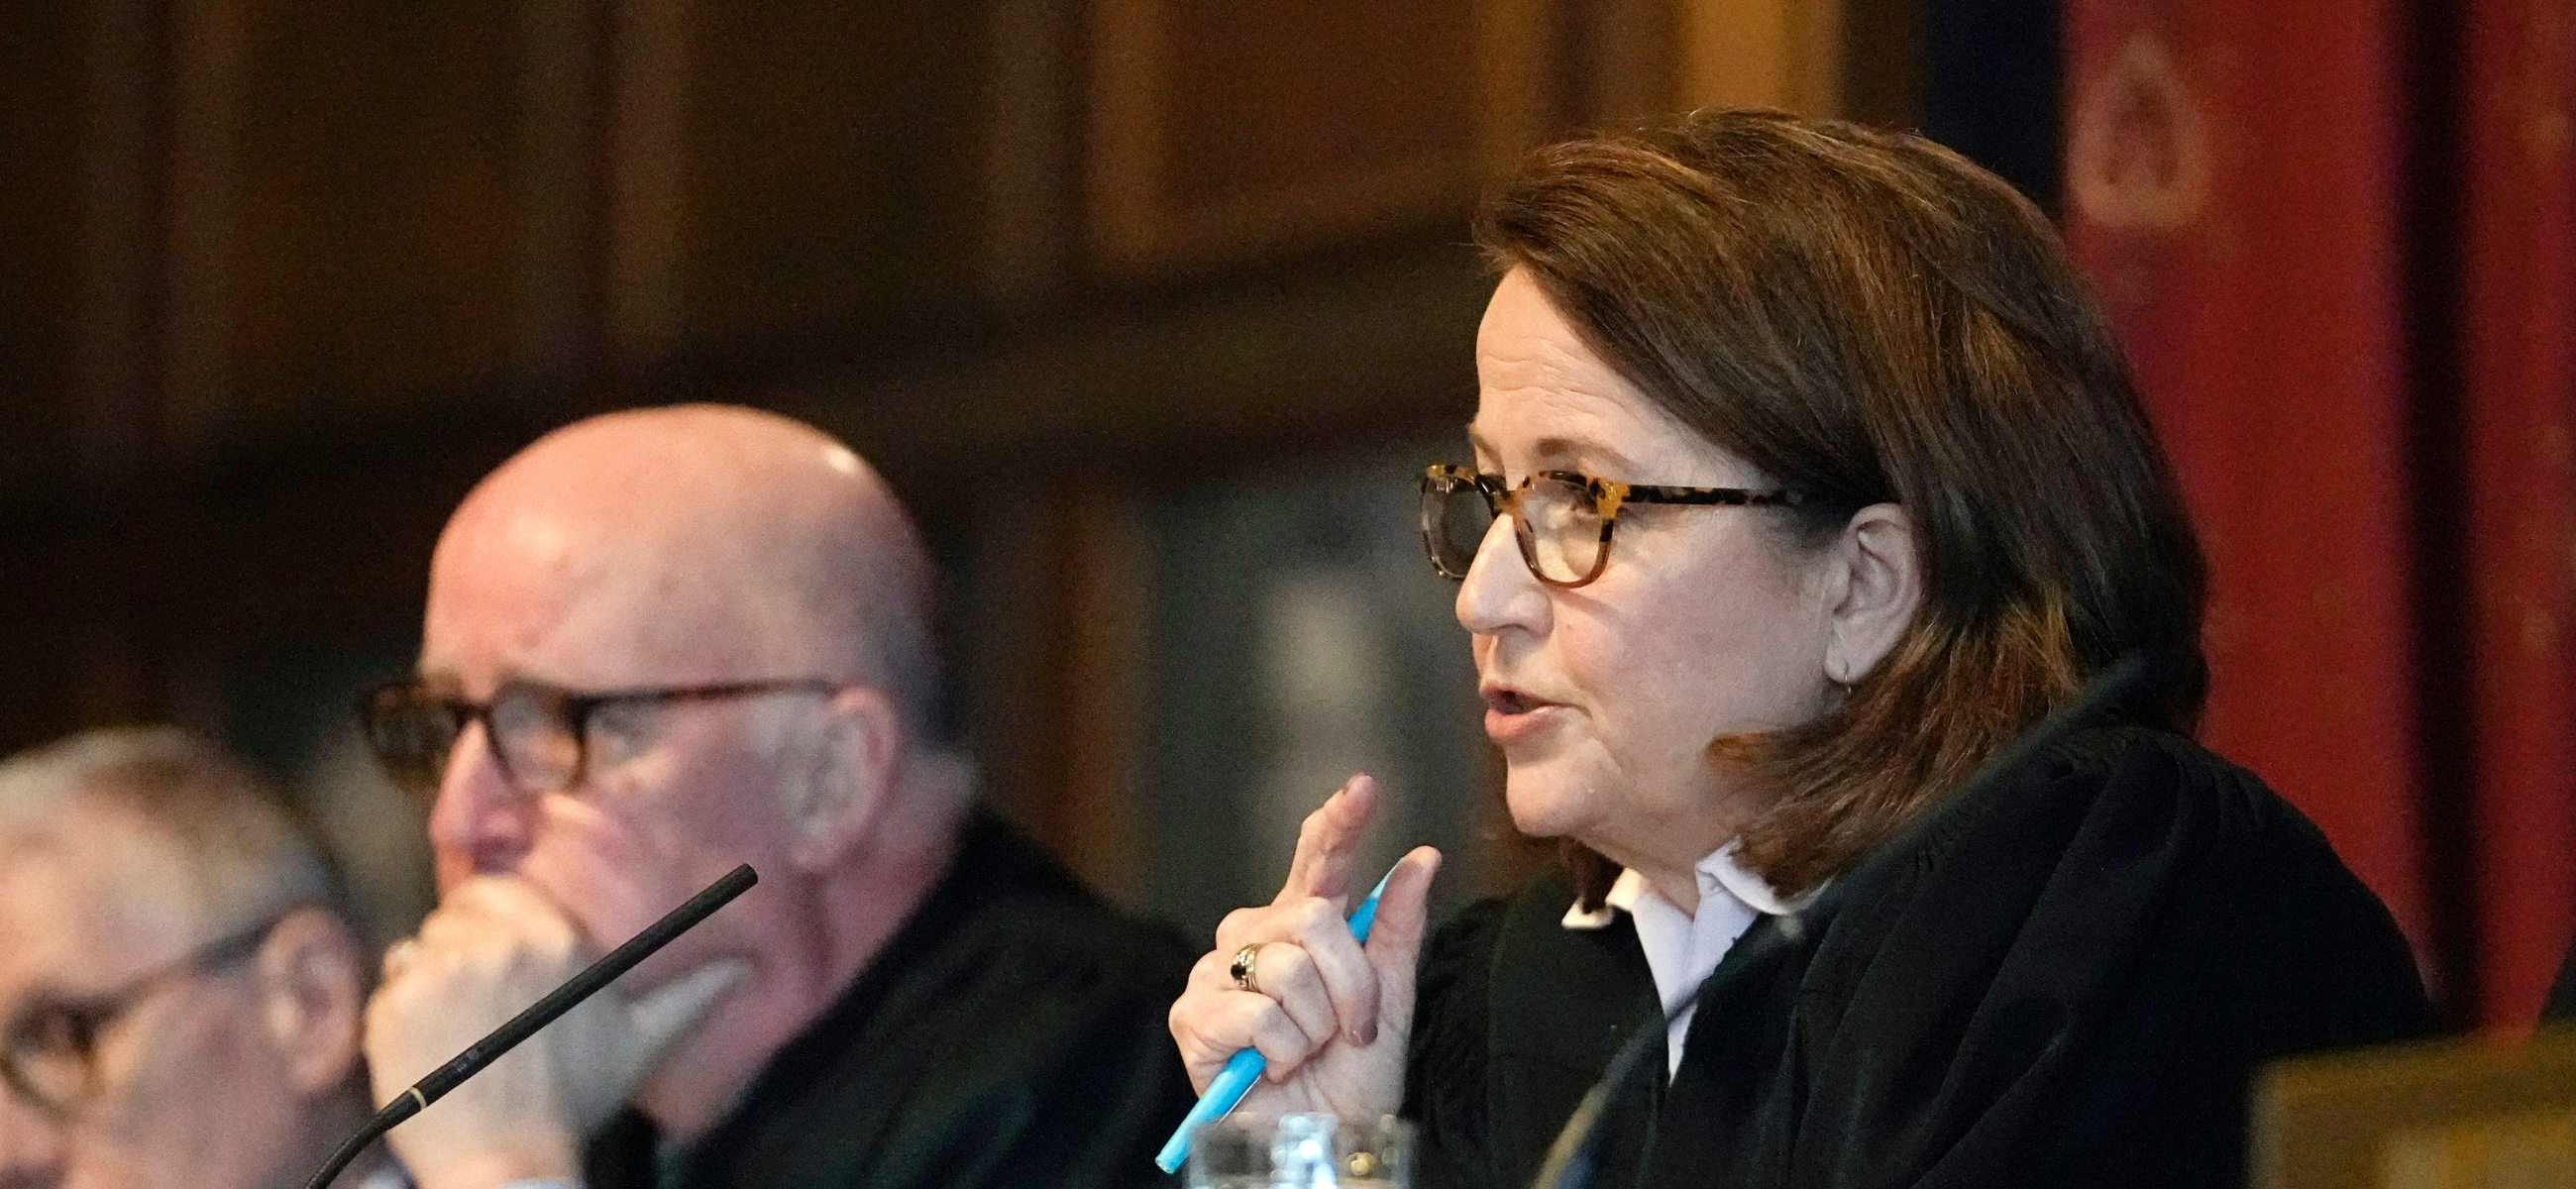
[1516,478,1607,583]
[360,684,586,800]
[3,1006,102,1114]
[359,684,460,796]
[488,689,583,792]
[1424,476,1497,578]
[1422,472,1606,585]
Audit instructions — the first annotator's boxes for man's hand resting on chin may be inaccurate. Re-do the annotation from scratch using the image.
[364,876,747,1189]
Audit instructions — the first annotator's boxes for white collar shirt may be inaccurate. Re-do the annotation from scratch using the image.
[1560,842,1813,1078]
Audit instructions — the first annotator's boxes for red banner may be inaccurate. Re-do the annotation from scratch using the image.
[2064,1,2430,972]
[2458,0,2576,1027]
[2064,0,2576,1026]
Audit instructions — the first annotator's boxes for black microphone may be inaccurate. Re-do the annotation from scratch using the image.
[304,864,759,1189]
[1525,653,2159,1189]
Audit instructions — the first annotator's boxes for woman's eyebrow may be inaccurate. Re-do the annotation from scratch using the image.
[1463,427,1645,476]
[1529,435,1640,476]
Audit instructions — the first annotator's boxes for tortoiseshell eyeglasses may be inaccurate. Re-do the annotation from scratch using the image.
[357,676,846,802]
[1419,463,1815,589]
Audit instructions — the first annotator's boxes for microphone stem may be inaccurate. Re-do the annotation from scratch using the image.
[303,1103,413,1189]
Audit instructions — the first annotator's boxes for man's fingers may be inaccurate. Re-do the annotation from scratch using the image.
[439,872,561,919]
[383,937,423,981]
[1277,774,1377,905]
[626,959,752,1062]
[424,875,585,954]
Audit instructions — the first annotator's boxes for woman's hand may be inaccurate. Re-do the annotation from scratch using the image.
[1167,774,1442,1121]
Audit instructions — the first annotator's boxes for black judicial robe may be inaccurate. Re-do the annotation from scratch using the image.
[1404,726,2435,1189]
[583,810,1196,1189]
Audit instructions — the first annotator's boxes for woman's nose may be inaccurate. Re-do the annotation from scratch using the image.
[1455,515,1550,636]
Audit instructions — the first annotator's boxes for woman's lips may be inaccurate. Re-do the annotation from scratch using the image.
[1481,686,1567,743]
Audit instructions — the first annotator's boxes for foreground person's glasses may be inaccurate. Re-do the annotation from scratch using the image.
[0,914,285,1118]
[357,677,845,800]
[1419,463,1811,588]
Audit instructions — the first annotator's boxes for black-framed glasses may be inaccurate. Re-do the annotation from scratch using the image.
[1420,463,1814,588]
[356,677,846,801]
[0,913,284,1119]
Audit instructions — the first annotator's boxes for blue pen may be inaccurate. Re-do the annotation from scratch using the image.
[1153,865,1400,1174]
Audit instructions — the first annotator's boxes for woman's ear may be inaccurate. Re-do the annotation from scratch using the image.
[253,907,369,1097]
[1821,502,1922,686]
[784,685,904,871]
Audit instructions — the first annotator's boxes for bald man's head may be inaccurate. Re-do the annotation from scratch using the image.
[394,408,976,1132]
[427,405,940,735]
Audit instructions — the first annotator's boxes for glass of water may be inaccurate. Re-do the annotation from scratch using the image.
[1185,1113,1414,1188]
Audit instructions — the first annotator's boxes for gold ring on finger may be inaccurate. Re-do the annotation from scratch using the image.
[1230,942,1265,994]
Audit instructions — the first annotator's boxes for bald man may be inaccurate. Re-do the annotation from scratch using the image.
[0,727,389,1189]
[358,405,1194,1189]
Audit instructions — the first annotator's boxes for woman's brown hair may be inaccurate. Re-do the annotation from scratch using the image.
[1475,110,2207,898]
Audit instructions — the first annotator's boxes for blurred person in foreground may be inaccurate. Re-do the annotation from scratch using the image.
[0,727,389,1189]
[1167,111,2436,1188]
[357,405,1193,1189]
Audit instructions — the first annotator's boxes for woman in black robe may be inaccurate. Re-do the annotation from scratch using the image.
[1166,110,2433,1189]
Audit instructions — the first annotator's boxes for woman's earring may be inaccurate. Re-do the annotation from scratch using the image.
[1821,657,1854,708]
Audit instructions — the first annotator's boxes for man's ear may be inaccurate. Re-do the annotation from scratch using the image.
[1821,502,1923,686]
[253,907,369,1097]
[786,685,905,871]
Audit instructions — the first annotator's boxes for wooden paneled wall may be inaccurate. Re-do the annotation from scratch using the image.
[0,0,1908,896]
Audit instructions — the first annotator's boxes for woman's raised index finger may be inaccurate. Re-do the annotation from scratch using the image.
[1275,773,1377,905]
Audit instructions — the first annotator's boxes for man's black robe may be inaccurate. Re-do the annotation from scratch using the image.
[1404,726,2435,1189]
[583,810,1196,1189]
